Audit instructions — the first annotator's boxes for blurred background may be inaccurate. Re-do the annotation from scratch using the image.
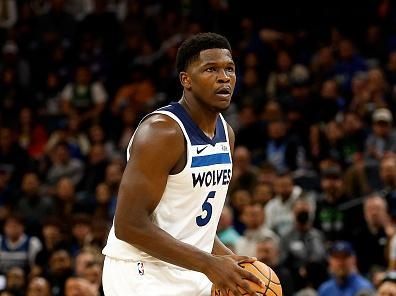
[2,0,396,295]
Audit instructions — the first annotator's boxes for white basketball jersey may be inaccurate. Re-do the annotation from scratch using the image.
[102,102,233,268]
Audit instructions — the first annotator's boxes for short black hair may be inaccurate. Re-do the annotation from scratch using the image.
[176,32,232,73]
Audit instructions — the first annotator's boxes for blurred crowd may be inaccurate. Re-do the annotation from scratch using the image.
[2,0,396,295]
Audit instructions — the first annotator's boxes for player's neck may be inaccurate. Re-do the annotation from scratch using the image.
[179,95,218,138]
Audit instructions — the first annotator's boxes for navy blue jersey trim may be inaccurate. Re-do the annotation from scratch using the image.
[159,102,227,146]
[191,153,231,167]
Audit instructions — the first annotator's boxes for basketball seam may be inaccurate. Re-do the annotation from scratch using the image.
[263,266,271,295]
[251,262,273,282]
[252,262,281,285]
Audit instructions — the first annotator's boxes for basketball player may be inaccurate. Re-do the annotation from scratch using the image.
[102,32,262,295]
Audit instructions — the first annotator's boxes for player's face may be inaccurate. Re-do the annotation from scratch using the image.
[186,48,236,112]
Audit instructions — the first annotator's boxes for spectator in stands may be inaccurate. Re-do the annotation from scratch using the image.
[45,113,90,161]
[310,46,336,93]
[318,241,374,296]
[314,166,364,242]
[74,249,95,278]
[5,267,25,296]
[16,172,54,235]
[365,108,396,164]
[351,194,389,276]
[229,189,252,234]
[0,215,42,275]
[92,183,115,220]
[46,142,84,190]
[60,65,107,125]
[103,162,122,199]
[111,65,156,118]
[45,248,73,296]
[0,127,30,186]
[316,79,345,124]
[281,198,326,289]
[87,124,115,159]
[15,107,48,160]
[342,112,367,166]
[26,277,52,296]
[256,236,295,296]
[217,205,241,252]
[314,120,346,166]
[229,145,258,193]
[235,202,278,257]
[334,39,368,92]
[256,119,300,172]
[266,50,293,101]
[52,177,90,222]
[265,172,307,237]
[64,277,99,296]
[78,143,108,196]
[0,0,17,30]
[69,215,93,256]
[81,261,102,293]
[116,106,137,152]
[379,155,396,218]
[377,271,396,296]
[252,182,273,207]
[34,218,67,277]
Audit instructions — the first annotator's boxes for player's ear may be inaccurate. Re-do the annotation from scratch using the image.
[180,72,192,90]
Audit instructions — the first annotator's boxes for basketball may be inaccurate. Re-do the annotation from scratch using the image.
[211,261,282,296]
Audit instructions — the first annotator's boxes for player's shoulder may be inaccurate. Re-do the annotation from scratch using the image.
[140,113,181,133]
[134,113,184,145]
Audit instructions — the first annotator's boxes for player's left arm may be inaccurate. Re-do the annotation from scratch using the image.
[212,236,234,255]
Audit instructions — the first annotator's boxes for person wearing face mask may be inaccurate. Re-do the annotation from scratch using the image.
[280,198,327,291]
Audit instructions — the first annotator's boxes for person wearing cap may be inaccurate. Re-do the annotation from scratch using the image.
[365,108,396,163]
[318,241,374,296]
[377,271,396,296]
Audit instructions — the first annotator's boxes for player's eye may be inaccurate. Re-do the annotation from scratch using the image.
[226,67,235,73]
[205,67,216,72]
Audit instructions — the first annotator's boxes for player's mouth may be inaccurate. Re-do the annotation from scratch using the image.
[215,86,232,98]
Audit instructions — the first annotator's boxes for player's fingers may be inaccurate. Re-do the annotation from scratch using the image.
[220,288,234,296]
[241,269,263,287]
[232,255,256,263]
[237,256,257,264]
[237,279,258,296]
[228,285,243,296]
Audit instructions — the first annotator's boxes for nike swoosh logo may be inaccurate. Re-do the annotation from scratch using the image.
[197,146,208,154]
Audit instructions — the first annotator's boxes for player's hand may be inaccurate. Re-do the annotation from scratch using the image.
[203,255,263,296]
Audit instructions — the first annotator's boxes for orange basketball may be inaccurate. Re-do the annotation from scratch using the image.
[211,261,282,296]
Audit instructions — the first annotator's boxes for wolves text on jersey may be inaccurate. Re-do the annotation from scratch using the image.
[192,169,231,188]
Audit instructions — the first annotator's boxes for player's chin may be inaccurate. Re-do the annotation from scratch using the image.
[213,98,231,112]
[213,103,230,113]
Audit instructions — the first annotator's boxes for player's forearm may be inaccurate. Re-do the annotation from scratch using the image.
[212,236,234,256]
[114,218,214,273]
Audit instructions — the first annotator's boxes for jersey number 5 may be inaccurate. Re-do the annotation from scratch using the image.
[196,191,216,226]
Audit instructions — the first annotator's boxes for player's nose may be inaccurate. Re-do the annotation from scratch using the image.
[217,69,231,83]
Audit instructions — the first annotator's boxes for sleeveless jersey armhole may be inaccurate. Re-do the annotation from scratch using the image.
[219,113,233,163]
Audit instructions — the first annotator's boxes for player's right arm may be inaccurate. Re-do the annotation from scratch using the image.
[113,114,261,296]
